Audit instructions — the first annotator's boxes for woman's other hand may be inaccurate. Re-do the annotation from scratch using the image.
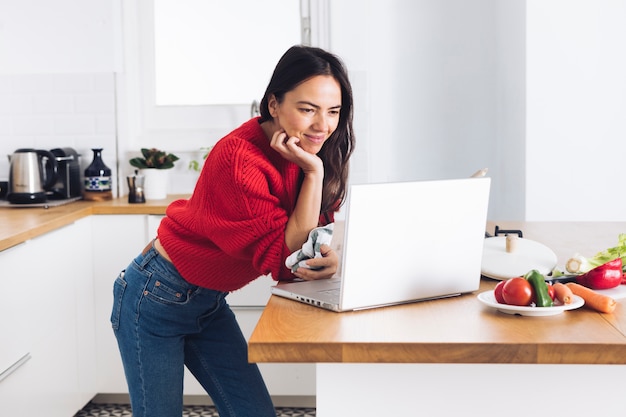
[292,244,338,280]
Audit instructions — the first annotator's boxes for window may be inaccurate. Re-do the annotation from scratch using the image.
[125,0,328,148]
[154,0,301,106]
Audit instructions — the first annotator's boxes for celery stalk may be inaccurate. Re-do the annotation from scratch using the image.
[565,233,626,274]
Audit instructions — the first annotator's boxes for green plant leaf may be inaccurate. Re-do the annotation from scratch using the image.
[130,148,179,169]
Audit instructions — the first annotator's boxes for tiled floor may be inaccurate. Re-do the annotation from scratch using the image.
[74,402,316,417]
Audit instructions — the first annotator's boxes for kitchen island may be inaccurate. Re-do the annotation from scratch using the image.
[249,221,626,416]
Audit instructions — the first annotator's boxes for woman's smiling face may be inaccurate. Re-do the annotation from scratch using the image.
[268,75,342,154]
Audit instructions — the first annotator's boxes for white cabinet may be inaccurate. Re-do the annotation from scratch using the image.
[92,214,150,393]
[0,242,34,401]
[0,0,120,74]
[74,218,98,405]
[93,214,315,399]
[0,218,95,417]
[1,212,313,414]
[235,309,315,396]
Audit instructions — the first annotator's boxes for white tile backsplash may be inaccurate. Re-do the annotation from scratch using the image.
[10,73,96,94]
[0,73,117,194]
[12,115,54,135]
[96,114,116,135]
[0,117,10,135]
[0,94,33,114]
[53,115,97,135]
[33,94,73,113]
[74,93,115,114]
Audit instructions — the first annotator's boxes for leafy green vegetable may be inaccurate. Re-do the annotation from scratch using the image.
[593,233,626,265]
[550,268,565,277]
[565,233,626,274]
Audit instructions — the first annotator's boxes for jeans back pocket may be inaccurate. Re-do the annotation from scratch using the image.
[111,271,127,330]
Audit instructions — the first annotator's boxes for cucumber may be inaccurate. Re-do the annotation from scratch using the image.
[525,269,554,307]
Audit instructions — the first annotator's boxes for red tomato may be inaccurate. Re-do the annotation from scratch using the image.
[494,281,506,304]
[502,277,533,306]
[547,283,555,301]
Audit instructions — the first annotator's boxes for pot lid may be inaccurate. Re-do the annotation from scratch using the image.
[481,236,557,280]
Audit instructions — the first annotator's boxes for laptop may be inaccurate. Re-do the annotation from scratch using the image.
[271,176,491,312]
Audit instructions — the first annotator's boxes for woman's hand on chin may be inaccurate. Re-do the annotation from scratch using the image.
[270,129,323,174]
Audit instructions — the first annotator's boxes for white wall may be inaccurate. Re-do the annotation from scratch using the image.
[330,0,503,219]
[330,0,626,222]
[526,0,626,221]
[1,0,625,221]
[494,1,526,221]
[0,73,118,194]
[0,0,121,194]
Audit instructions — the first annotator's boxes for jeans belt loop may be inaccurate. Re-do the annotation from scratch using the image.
[141,239,155,257]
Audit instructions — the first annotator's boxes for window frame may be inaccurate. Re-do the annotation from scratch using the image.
[121,0,329,151]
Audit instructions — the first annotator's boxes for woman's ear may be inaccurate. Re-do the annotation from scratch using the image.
[268,95,279,118]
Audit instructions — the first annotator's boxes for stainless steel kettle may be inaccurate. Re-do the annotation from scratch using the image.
[7,148,58,204]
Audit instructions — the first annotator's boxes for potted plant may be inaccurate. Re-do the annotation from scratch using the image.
[130,148,180,170]
[129,148,179,200]
[188,146,213,172]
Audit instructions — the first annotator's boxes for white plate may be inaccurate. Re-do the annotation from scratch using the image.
[595,285,626,300]
[477,290,584,316]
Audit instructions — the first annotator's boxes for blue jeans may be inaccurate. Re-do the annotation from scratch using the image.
[111,243,275,417]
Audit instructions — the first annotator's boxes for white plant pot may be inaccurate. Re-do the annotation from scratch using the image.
[141,169,170,200]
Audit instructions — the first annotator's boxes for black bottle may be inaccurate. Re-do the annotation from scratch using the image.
[83,148,113,201]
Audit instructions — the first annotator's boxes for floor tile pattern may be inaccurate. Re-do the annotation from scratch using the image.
[74,402,316,417]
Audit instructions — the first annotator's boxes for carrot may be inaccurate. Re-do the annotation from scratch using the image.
[553,282,574,305]
[565,282,617,314]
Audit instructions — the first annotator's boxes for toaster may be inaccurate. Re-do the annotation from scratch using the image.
[49,147,82,200]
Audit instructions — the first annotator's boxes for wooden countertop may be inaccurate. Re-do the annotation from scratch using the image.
[0,195,189,252]
[249,221,626,365]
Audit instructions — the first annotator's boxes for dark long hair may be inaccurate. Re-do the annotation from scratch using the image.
[259,45,355,215]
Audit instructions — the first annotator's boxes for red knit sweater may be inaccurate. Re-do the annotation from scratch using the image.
[157,117,333,292]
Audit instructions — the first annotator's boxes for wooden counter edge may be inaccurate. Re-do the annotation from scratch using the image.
[0,194,189,252]
[248,343,345,363]
[90,194,187,215]
[249,341,626,365]
[0,204,93,252]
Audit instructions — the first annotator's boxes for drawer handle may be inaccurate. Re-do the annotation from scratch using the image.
[0,353,31,383]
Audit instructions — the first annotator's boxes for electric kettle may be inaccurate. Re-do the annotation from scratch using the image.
[7,148,58,204]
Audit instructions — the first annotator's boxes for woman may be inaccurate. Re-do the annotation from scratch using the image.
[111,45,355,417]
